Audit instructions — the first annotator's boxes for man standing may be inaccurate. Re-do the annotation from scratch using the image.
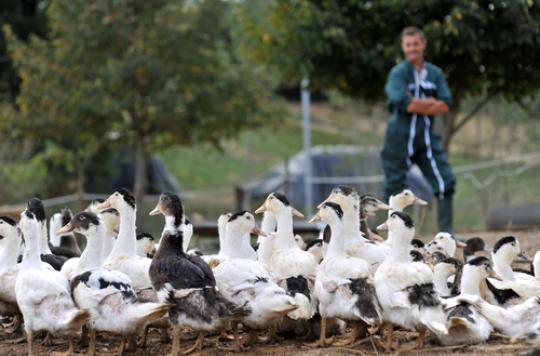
[381,26,456,233]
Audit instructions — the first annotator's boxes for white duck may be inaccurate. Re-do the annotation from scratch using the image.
[307,202,381,347]
[319,186,390,272]
[487,236,540,299]
[196,213,232,268]
[426,232,465,258]
[58,211,169,354]
[374,211,447,351]
[436,257,495,345]
[256,211,277,269]
[255,192,318,320]
[16,209,89,356]
[213,211,298,348]
[433,257,462,298]
[0,216,23,324]
[149,192,193,252]
[99,208,120,263]
[97,188,152,290]
[388,189,428,213]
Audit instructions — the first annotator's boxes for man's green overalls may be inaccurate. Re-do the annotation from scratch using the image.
[381,60,456,233]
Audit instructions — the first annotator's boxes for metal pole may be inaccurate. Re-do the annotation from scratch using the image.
[301,78,313,217]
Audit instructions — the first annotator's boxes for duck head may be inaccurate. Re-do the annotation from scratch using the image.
[427,232,461,257]
[0,216,18,243]
[57,211,101,236]
[317,186,360,213]
[464,237,486,261]
[226,211,265,238]
[389,189,427,210]
[492,236,521,265]
[97,188,136,213]
[255,192,304,218]
[377,210,414,232]
[149,192,184,220]
[309,202,344,226]
[464,256,503,284]
[27,198,46,223]
[360,194,390,216]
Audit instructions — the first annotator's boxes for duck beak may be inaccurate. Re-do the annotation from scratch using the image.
[292,208,304,218]
[149,203,162,216]
[56,222,74,235]
[308,213,321,224]
[518,251,531,261]
[377,221,388,231]
[252,226,266,237]
[254,204,266,214]
[456,240,467,248]
[316,199,329,209]
[95,199,111,210]
[377,202,391,210]
[414,197,428,206]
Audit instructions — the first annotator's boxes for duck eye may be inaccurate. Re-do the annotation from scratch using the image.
[246,216,251,220]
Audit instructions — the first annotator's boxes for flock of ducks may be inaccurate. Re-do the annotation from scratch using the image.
[0,187,539,355]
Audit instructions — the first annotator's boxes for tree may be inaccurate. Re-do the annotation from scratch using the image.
[5,0,275,206]
[237,0,540,150]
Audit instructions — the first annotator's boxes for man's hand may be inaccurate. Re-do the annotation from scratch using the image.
[407,97,449,115]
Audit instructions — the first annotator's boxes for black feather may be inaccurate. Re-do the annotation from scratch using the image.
[137,232,154,241]
[272,192,290,206]
[228,211,248,223]
[0,216,16,226]
[349,277,380,322]
[391,211,414,228]
[305,238,323,251]
[27,198,45,221]
[485,279,520,305]
[322,202,343,219]
[411,239,424,248]
[467,256,490,266]
[407,283,440,307]
[448,303,475,323]
[285,276,310,301]
[335,186,356,196]
[410,250,424,262]
[322,225,331,243]
[60,208,73,227]
[493,236,517,254]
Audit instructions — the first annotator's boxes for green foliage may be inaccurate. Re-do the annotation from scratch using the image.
[2,0,277,198]
[239,0,540,102]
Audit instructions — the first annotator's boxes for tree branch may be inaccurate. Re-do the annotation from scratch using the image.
[451,93,496,135]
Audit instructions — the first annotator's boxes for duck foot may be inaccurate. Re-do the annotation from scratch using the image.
[334,321,368,347]
[182,332,205,355]
[51,335,75,356]
[137,325,150,348]
[304,317,334,348]
[42,332,58,346]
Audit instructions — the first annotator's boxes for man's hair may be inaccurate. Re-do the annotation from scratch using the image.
[401,26,425,41]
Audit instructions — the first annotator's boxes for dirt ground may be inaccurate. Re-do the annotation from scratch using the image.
[1,229,539,356]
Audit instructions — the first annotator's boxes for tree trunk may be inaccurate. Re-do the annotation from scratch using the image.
[133,138,148,211]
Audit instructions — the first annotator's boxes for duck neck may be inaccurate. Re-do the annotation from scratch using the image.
[386,227,414,262]
[258,212,276,244]
[21,225,42,269]
[79,226,104,270]
[0,231,21,269]
[433,266,452,296]
[388,196,406,214]
[325,221,345,258]
[49,220,61,247]
[274,209,296,249]
[101,228,116,263]
[37,221,52,255]
[460,266,483,296]
[492,253,515,281]
[341,209,365,242]
[163,215,178,236]
[109,206,137,258]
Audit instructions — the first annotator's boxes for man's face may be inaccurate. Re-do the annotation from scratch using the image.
[401,34,426,64]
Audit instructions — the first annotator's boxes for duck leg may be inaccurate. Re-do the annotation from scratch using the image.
[51,335,75,356]
[334,321,367,346]
[88,327,97,356]
[117,335,127,355]
[242,329,259,348]
[376,322,395,352]
[182,331,205,354]
[395,328,428,351]
[43,331,55,346]
[27,330,34,356]
[170,325,181,356]
[267,323,284,343]
[217,322,247,352]
[304,317,335,347]
[138,325,150,348]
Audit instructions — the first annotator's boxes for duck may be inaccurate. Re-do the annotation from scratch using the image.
[149,192,193,252]
[307,202,381,347]
[0,216,24,330]
[436,256,495,345]
[197,213,233,268]
[49,208,81,258]
[433,257,462,298]
[255,192,318,320]
[359,194,390,242]
[388,189,428,213]
[16,209,89,356]
[149,228,248,354]
[411,238,427,257]
[487,236,540,300]
[58,211,169,354]
[213,211,298,348]
[374,211,447,351]
[26,198,68,270]
[137,232,157,258]
[319,186,390,272]
[97,188,152,290]
[256,211,276,269]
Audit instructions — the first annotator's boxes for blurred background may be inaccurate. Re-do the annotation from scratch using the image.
[0,0,539,244]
